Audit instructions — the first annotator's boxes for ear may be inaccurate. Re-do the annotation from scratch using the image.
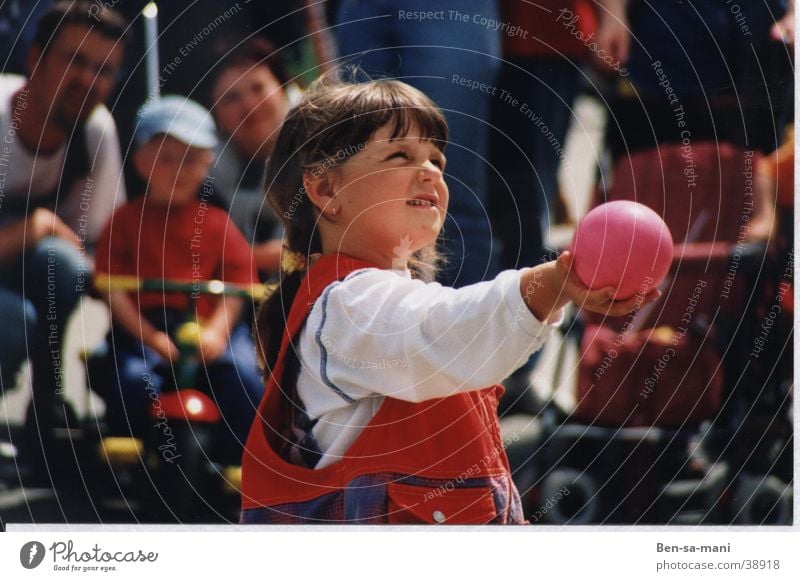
[303,169,338,216]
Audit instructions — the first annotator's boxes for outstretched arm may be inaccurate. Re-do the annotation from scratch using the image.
[521,250,660,322]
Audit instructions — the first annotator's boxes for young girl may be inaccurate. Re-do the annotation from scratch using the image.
[240,78,658,524]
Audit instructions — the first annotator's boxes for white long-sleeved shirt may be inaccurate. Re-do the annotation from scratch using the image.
[293,267,561,468]
[0,74,125,243]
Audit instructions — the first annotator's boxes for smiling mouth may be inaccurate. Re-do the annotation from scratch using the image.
[407,199,436,207]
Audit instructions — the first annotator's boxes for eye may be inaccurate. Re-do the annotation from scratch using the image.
[386,150,409,161]
[220,92,239,106]
[431,157,444,169]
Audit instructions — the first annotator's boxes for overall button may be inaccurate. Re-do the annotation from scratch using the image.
[432,510,446,523]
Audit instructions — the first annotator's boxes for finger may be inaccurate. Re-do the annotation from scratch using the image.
[583,285,617,303]
[54,221,81,249]
[645,288,663,302]
[618,35,630,63]
[557,250,574,272]
[610,289,661,314]
[770,21,791,43]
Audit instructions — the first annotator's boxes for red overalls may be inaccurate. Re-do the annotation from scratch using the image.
[240,254,525,524]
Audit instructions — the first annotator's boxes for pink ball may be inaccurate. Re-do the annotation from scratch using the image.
[570,201,674,299]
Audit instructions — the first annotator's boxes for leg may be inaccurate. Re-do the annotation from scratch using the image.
[489,58,544,271]
[491,58,581,270]
[521,59,581,238]
[490,59,581,411]
[0,286,36,481]
[205,323,264,464]
[333,0,396,77]
[334,0,503,286]
[394,0,502,286]
[104,338,168,437]
[23,237,86,416]
[13,237,85,477]
[0,286,36,392]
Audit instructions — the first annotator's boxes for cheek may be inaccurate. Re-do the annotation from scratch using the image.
[93,77,115,99]
[261,93,286,120]
[215,103,243,135]
[179,165,210,188]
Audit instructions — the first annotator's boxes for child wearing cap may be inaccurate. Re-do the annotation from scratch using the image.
[94,96,264,462]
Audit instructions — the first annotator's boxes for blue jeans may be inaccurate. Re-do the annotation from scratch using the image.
[0,237,85,409]
[489,58,581,271]
[104,317,264,462]
[487,58,581,385]
[334,0,502,286]
[0,236,84,477]
[0,287,36,390]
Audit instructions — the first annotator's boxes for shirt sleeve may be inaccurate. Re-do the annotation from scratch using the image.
[94,204,133,276]
[61,106,126,245]
[301,268,561,403]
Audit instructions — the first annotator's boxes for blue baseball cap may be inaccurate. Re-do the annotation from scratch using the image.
[135,95,218,149]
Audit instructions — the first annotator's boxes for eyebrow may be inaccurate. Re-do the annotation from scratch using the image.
[386,136,428,143]
[381,136,447,149]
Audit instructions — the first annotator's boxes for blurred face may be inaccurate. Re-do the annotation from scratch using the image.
[133,135,215,205]
[326,123,448,265]
[211,63,287,159]
[29,25,123,129]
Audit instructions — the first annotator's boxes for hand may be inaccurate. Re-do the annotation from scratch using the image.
[595,14,630,72]
[557,251,662,316]
[149,331,180,363]
[28,208,81,249]
[771,10,794,45]
[744,213,775,243]
[199,328,228,363]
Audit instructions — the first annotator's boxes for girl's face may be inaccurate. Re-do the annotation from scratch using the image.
[326,123,448,267]
[212,63,287,160]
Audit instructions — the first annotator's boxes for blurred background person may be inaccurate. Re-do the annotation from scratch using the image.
[0,1,127,481]
[201,37,297,278]
[95,97,263,465]
[487,0,599,413]
[332,0,502,287]
[113,0,310,184]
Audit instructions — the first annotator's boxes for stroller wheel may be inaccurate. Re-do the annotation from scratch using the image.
[539,468,599,525]
[730,473,792,524]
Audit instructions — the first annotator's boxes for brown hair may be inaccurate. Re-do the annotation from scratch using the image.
[255,75,448,371]
[200,36,289,110]
[34,1,127,54]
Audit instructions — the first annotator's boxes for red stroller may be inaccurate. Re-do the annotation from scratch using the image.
[504,141,792,524]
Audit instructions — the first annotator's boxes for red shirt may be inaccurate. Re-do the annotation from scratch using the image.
[95,196,257,319]
[503,0,597,59]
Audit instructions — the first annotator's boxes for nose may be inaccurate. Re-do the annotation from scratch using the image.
[417,160,443,182]
[243,92,261,117]
[68,69,93,95]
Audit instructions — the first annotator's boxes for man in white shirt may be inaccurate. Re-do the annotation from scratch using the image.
[0,1,127,480]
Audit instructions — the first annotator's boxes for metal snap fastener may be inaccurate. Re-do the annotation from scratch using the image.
[432,510,446,523]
